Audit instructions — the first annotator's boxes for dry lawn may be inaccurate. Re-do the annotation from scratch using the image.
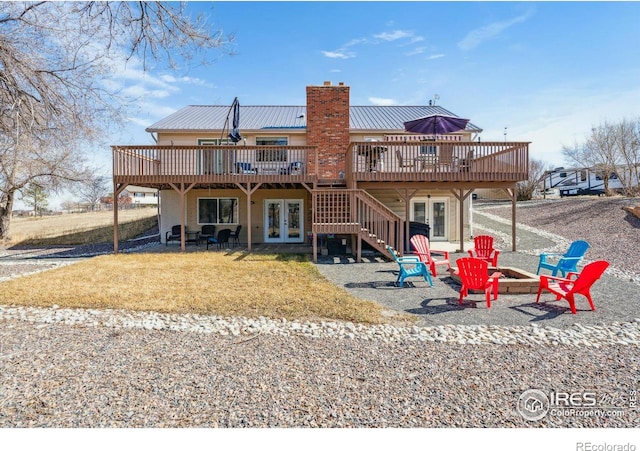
[1,252,393,324]
[9,208,157,245]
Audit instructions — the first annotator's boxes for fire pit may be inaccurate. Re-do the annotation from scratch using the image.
[448,266,540,294]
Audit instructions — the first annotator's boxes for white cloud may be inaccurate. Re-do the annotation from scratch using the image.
[322,50,355,59]
[369,97,398,106]
[427,54,446,60]
[322,30,424,60]
[458,10,534,51]
[374,30,412,42]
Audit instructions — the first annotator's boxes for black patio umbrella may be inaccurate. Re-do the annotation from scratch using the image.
[403,114,469,136]
[228,97,242,143]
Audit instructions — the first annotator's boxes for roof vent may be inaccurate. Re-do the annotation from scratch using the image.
[323,81,331,86]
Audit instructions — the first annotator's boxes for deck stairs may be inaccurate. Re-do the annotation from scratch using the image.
[312,188,404,260]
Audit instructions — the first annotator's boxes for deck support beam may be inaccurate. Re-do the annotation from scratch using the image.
[235,182,262,251]
[113,182,128,254]
[169,182,196,251]
[505,186,517,251]
[451,188,474,253]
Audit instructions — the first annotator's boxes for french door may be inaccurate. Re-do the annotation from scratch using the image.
[264,199,304,243]
[410,197,449,241]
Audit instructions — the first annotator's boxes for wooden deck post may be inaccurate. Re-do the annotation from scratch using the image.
[169,182,196,252]
[507,187,517,251]
[113,182,128,254]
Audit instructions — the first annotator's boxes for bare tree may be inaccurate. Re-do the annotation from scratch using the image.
[613,118,640,196]
[562,123,619,195]
[0,2,233,240]
[562,119,640,196]
[74,175,110,211]
[517,158,548,201]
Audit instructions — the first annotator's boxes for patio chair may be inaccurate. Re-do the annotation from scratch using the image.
[455,257,502,308]
[395,149,414,170]
[409,234,451,277]
[229,224,242,247]
[536,260,609,314]
[165,225,181,246]
[199,224,216,245]
[280,161,304,175]
[236,162,257,174]
[536,240,590,277]
[385,245,433,287]
[468,235,500,267]
[208,228,231,250]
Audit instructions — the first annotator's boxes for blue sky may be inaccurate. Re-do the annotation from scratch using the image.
[110,1,640,169]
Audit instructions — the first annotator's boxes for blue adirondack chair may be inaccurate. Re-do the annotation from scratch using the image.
[386,245,434,287]
[536,240,590,277]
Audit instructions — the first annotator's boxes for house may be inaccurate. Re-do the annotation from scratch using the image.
[125,186,159,206]
[112,81,529,261]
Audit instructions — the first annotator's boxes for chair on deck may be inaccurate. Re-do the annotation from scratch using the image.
[536,240,590,277]
[165,225,181,246]
[395,150,414,170]
[207,228,231,250]
[468,235,500,266]
[455,257,502,308]
[229,224,242,247]
[199,225,216,245]
[280,161,304,175]
[236,162,257,174]
[385,245,433,287]
[437,147,456,171]
[409,234,451,277]
[536,260,609,314]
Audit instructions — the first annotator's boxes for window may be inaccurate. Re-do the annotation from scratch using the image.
[198,138,232,145]
[256,137,288,162]
[198,198,239,224]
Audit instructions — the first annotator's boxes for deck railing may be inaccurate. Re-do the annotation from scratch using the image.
[313,189,403,252]
[113,141,529,185]
[113,145,317,183]
[346,141,529,183]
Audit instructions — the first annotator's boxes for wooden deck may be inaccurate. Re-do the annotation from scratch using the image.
[112,141,529,187]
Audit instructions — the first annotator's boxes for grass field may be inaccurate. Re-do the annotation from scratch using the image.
[8,208,158,244]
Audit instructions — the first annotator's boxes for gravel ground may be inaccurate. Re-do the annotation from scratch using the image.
[0,198,639,428]
[1,321,638,428]
[478,196,640,275]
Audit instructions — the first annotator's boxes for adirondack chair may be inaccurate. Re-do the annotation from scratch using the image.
[409,234,451,276]
[536,260,609,314]
[385,245,433,287]
[468,235,500,266]
[455,258,502,308]
[536,240,590,277]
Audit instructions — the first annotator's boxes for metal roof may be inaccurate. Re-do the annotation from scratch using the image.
[146,105,482,133]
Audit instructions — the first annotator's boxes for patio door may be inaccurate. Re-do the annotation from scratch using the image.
[410,197,449,241]
[264,199,304,243]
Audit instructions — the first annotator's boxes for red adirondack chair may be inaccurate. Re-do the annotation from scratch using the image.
[536,260,609,314]
[468,235,500,266]
[455,257,503,308]
[409,234,451,276]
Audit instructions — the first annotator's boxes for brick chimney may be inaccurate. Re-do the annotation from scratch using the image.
[306,81,350,179]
